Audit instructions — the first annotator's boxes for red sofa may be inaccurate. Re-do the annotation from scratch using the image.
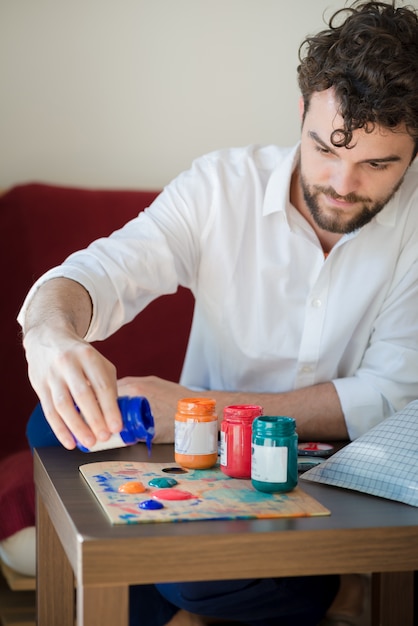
[0,183,194,539]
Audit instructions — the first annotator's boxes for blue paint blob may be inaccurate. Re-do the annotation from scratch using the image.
[148,477,178,488]
[139,499,164,510]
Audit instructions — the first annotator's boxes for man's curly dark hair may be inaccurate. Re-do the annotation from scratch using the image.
[297,0,418,156]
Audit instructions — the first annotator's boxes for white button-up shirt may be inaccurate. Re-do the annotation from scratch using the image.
[19,144,418,439]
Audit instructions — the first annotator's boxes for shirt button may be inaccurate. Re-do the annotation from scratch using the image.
[311,298,322,308]
[300,365,313,374]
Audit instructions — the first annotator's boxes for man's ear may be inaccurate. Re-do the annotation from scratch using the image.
[299,96,304,120]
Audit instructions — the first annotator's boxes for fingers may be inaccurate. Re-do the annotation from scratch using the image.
[79,348,122,435]
[39,386,83,450]
[28,342,122,450]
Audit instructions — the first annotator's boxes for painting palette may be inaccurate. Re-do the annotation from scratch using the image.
[79,461,330,524]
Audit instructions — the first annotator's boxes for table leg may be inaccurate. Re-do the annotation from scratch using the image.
[371,571,414,626]
[37,494,75,626]
[77,585,129,626]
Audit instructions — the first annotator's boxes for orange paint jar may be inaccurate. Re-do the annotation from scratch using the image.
[174,398,218,469]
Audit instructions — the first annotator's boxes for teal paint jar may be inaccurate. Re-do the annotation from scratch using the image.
[251,416,298,493]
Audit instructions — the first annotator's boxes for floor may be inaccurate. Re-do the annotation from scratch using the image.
[0,566,35,626]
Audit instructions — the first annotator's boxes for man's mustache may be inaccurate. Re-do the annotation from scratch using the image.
[315,186,371,204]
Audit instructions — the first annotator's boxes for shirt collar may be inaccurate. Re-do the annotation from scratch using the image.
[377,158,418,228]
[374,192,399,228]
[263,144,300,217]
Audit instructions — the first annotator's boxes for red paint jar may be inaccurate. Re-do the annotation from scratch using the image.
[220,405,263,478]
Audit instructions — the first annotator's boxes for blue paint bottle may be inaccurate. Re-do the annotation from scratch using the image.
[76,396,155,452]
[251,416,298,493]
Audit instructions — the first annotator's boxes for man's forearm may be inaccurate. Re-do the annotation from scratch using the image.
[210,382,348,441]
[22,277,93,338]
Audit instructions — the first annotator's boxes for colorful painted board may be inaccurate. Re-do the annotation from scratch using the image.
[79,461,330,524]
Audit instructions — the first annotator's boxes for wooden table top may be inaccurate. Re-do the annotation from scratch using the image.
[34,443,418,587]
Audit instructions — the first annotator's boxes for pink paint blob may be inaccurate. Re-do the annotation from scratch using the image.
[118,481,146,494]
[151,488,195,501]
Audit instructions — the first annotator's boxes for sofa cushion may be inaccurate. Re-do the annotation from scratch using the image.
[0,450,35,540]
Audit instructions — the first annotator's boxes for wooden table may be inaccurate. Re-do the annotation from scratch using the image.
[34,444,418,626]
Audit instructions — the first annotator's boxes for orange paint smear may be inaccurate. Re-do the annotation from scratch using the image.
[118,481,146,494]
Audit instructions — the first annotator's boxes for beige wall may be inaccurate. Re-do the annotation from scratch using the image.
[1,0,417,190]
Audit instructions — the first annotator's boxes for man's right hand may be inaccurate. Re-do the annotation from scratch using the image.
[21,278,122,450]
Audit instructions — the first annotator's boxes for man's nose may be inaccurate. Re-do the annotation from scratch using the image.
[330,163,360,197]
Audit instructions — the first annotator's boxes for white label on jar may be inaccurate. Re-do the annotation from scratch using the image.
[175,420,218,455]
[251,443,288,483]
[85,433,127,452]
[220,431,227,465]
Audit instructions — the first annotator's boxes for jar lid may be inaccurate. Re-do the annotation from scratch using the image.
[223,405,263,419]
[177,397,216,415]
[253,415,296,436]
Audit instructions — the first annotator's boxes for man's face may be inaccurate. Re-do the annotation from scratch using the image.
[298,89,415,234]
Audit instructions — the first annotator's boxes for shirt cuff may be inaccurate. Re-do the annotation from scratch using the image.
[332,377,391,440]
[17,266,97,339]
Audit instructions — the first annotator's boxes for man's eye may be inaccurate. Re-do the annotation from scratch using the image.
[314,145,331,155]
[369,161,389,170]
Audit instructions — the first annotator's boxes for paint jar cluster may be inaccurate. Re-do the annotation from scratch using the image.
[174,397,298,493]
[77,394,298,494]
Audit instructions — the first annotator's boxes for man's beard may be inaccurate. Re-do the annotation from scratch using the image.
[299,170,404,234]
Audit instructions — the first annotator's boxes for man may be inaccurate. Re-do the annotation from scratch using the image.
[18,1,418,625]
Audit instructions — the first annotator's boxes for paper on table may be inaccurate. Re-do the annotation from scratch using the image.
[301,400,418,507]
